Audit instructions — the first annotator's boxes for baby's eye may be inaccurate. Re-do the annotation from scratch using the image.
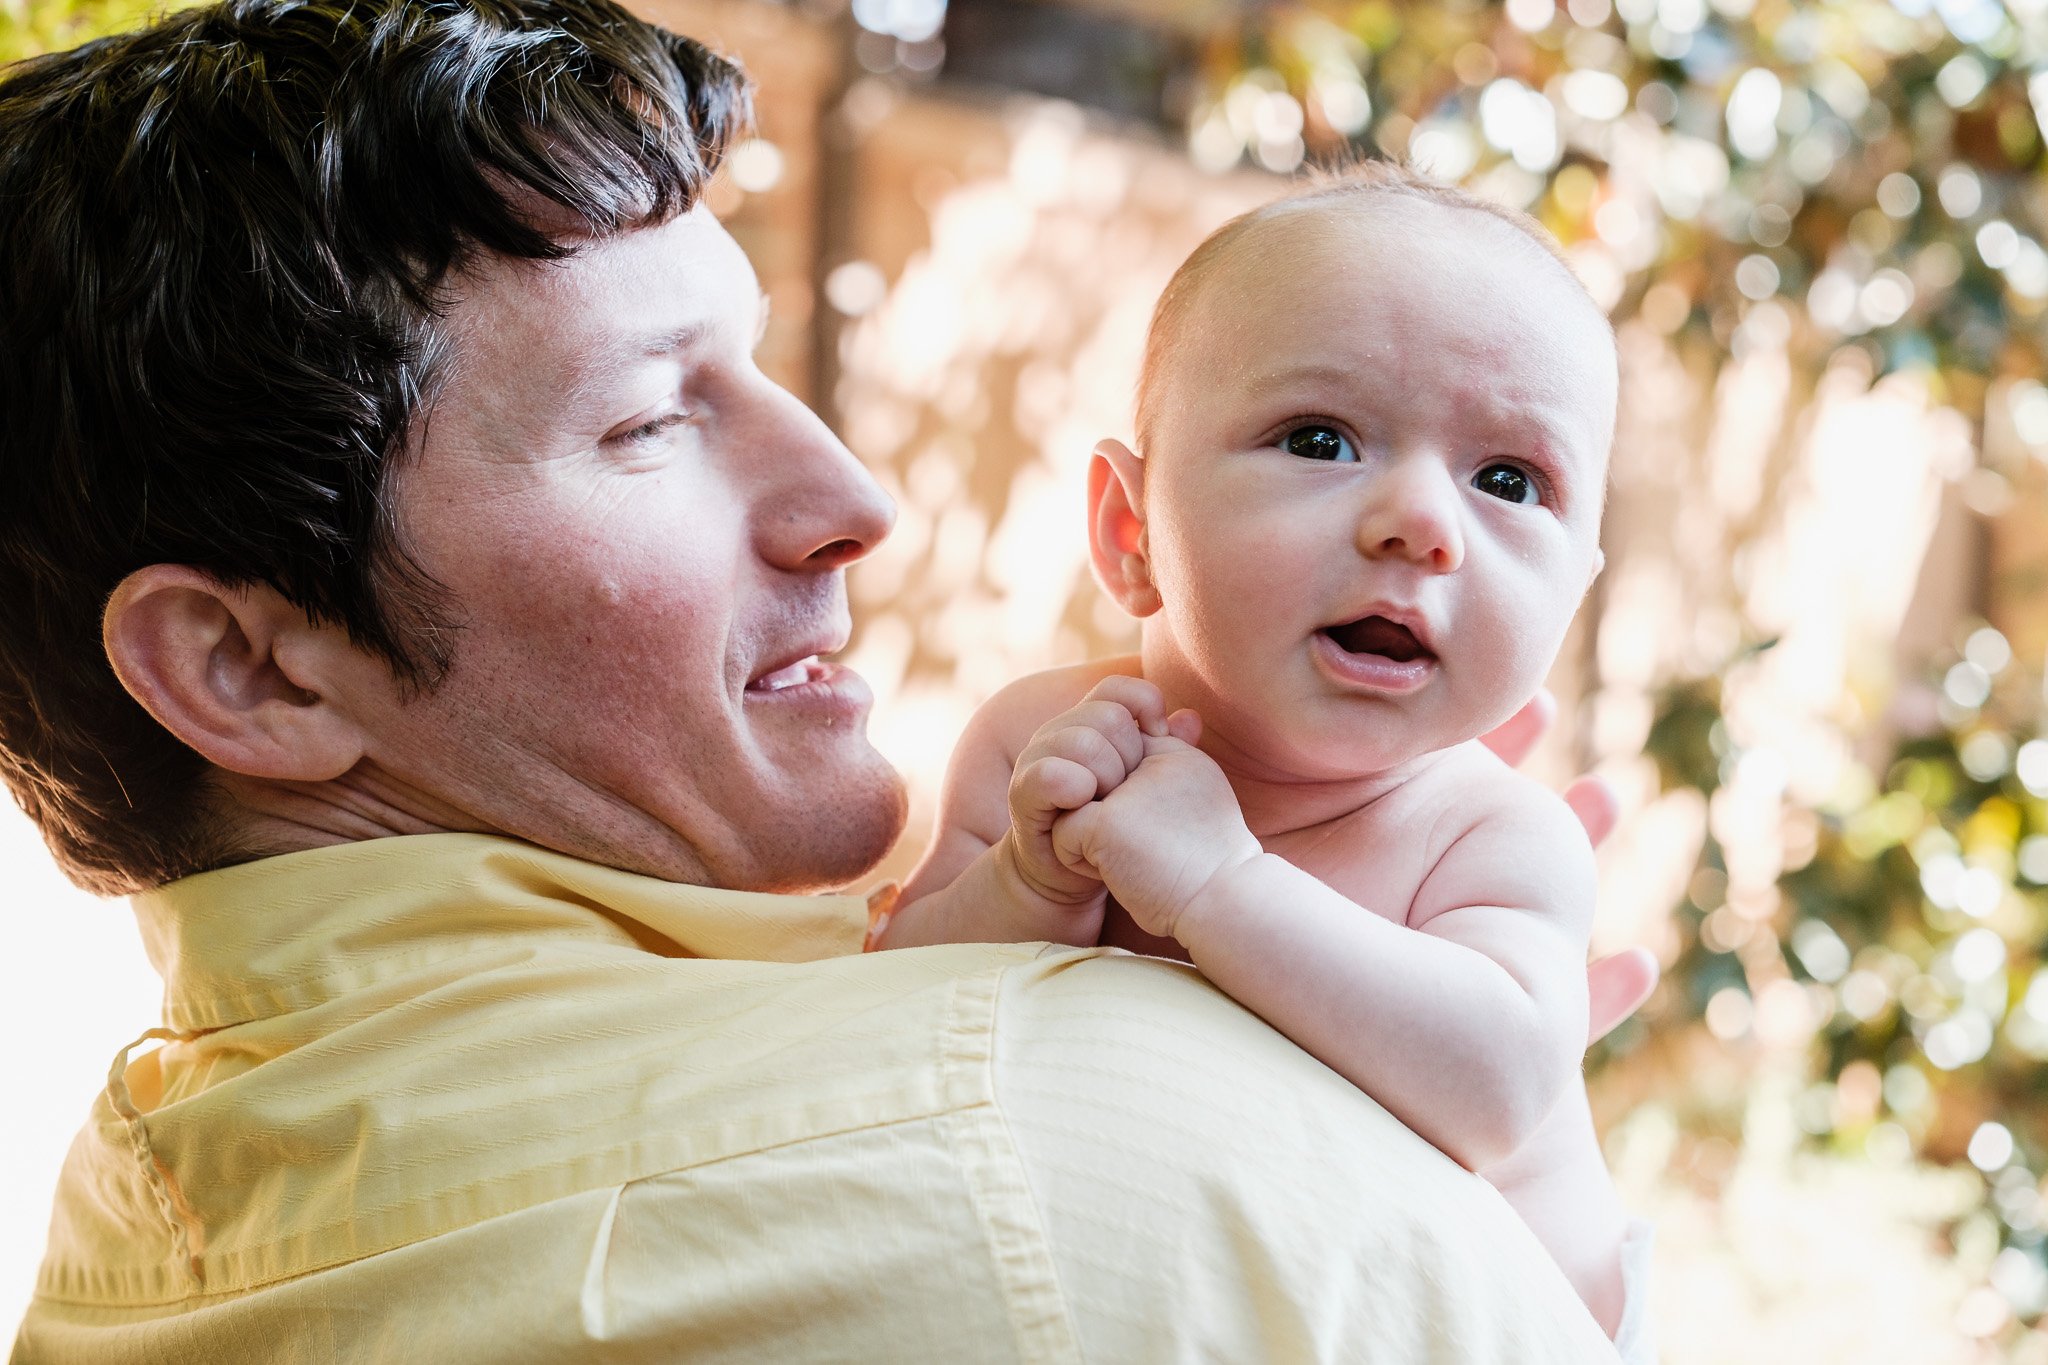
[1281,425,1357,463]
[1472,463,1539,505]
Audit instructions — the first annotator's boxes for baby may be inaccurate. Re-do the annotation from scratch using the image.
[877,164,1645,1353]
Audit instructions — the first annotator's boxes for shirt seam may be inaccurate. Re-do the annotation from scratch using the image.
[940,966,1085,1365]
[102,1030,205,1298]
[160,932,631,1031]
[33,1087,993,1309]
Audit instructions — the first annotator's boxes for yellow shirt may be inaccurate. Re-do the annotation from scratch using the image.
[11,833,1616,1363]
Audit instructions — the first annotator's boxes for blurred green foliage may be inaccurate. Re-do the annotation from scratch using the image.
[1642,637,2048,1335]
[1,0,202,64]
[1194,0,2048,435]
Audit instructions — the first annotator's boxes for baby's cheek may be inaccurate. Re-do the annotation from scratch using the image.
[1469,586,1577,709]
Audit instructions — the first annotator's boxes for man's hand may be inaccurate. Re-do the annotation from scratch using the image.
[1000,676,1180,907]
[1050,717,1262,941]
[1586,947,1657,1044]
[1481,690,1660,1045]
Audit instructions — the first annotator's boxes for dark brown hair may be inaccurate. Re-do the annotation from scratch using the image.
[0,0,751,893]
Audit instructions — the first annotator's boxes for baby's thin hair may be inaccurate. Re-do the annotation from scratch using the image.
[1133,160,1600,451]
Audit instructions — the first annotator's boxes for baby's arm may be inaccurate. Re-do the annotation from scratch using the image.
[1057,733,1593,1171]
[878,669,1166,949]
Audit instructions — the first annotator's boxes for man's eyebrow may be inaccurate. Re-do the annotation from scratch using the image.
[633,320,711,357]
[630,291,772,358]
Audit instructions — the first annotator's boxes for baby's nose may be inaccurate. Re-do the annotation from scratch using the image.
[1357,460,1464,572]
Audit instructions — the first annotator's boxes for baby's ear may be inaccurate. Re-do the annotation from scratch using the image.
[1087,439,1160,618]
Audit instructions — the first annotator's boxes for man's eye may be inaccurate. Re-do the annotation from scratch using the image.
[1473,463,1539,505]
[610,412,689,447]
[1281,425,1357,462]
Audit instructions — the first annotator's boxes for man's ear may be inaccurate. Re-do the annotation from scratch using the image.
[1087,439,1161,618]
[102,566,367,782]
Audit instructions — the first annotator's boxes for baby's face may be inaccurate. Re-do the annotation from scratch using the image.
[1133,200,1615,781]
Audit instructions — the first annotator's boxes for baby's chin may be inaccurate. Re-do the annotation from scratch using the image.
[1163,644,1538,786]
[1208,713,1469,788]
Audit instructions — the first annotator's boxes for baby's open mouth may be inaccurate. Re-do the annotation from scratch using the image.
[1321,616,1434,663]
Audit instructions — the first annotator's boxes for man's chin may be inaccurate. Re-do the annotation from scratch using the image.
[751,746,908,894]
[818,782,908,891]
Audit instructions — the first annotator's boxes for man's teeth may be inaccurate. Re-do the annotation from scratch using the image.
[753,658,816,691]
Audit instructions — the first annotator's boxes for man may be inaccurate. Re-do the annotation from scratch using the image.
[1,1,1651,1359]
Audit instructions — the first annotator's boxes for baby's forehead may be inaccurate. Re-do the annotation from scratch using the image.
[1145,196,1615,466]
[1169,197,1612,375]
[1196,195,1555,312]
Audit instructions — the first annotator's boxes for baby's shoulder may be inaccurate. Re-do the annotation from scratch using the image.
[968,655,1145,762]
[1399,743,1599,922]
[1403,741,1587,853]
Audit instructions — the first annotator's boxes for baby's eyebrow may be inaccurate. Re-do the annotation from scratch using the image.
[1247,360,1360,389]
[1242,359,1599,463]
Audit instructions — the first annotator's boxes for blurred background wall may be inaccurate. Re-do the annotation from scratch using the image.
[9,0,2048,1358]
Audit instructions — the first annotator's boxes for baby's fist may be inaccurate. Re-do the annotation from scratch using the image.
[1002,675,1175,905]
[1050,732,1260,940]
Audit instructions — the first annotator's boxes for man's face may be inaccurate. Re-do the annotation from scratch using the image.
[348,206,905,892]
[1137,201,1615,781]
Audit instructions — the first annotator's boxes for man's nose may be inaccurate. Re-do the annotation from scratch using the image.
[754,388,896,572]
[1356,455,1464,573]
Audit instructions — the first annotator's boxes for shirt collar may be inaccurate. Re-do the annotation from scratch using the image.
[131,833,872,1032]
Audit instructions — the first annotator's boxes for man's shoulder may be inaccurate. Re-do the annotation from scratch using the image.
[18,944,1614,1364]
[983,950,1619,1362]
[989,950,1430,1162]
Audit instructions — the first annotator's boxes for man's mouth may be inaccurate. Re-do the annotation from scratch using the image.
[1320,615,1434,664]
[747,656,824,692]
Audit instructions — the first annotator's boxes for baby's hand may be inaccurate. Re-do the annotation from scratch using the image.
[1000,676,1179,908]
[1050,726,1261,941]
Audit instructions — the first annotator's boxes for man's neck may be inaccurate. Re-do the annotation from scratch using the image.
[209,761,493,861]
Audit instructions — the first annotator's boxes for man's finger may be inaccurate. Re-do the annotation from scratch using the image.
[1587,947,1659,1044]
[1477,689,1556,767]
[1562,775,1620,848]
